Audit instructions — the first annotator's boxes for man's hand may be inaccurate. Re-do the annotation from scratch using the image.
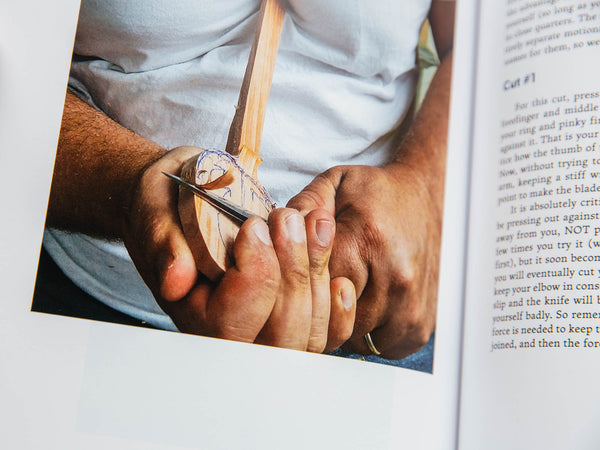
[122,146,356,352]
[287,163,441,359]
[286,52,452,360]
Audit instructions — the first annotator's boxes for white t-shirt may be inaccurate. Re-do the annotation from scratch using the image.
[44,0,432,329]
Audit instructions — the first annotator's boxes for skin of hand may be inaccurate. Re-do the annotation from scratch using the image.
[287,47,453,360]
[122,145,357,351]
[287,164,441,359]
[47,95,356,352]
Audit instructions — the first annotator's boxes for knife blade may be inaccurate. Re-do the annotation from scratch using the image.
[162,171,267,226]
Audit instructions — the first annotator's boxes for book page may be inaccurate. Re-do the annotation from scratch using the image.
[460,0,600,448]
[0,2,474,449]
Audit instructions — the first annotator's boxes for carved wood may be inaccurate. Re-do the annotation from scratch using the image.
[178,0,284,280]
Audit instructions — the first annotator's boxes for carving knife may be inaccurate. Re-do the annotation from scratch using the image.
[162,171,267,226]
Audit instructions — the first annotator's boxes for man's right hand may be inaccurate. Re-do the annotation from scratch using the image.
[122,146,356,352]
[50,93,355,352]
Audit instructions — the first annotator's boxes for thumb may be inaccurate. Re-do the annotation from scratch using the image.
[125,146,202,303]
[206,217,280,342]
[286,167,343,215]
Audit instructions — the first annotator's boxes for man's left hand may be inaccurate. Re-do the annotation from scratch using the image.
[287,162,442,359]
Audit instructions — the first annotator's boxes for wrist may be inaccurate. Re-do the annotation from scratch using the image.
[47,91,168,238]
[121,145,206,240]
[384,151,445,226]
[384,55,452,221]
[117,142,168,239]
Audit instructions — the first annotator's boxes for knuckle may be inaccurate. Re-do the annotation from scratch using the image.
[263,273,281,296]
[358,220,386,255]
[308,252,329,275]
[307,334,327,353]
[307,309,330,353]
[252,263,281,293]
[283,263,311,289]
[311,167,339,189]
[402,309,433,350]
[268,207,288,222]
[290,188,324,211]
[212,322,254,343]
[410,325,433,351]
[288,169,339,211]
[389,263,416,291]
[402,308,423,333]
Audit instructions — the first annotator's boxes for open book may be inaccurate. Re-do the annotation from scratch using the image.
[2,0,600,448]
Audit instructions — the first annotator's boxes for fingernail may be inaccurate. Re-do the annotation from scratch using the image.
[341,286,355,310]
[285,213,305,243]
[315,219,334,246]
[252,220,272,245]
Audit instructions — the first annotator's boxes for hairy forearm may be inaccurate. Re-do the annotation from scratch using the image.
[47,91,167,237]
[388,52,452,217]
[386,0,455,216]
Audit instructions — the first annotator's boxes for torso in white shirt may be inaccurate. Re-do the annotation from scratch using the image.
[45,0,432,329]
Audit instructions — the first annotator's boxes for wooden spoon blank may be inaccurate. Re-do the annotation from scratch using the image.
[179,0,284,280]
